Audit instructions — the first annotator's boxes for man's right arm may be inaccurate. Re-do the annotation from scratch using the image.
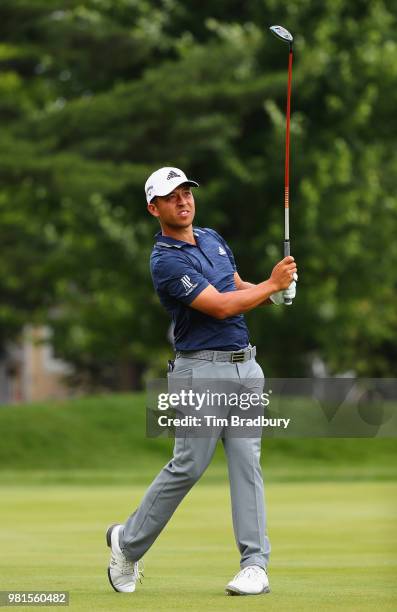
[190,256,297,319]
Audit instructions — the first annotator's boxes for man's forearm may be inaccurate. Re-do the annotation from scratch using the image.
[236,280,256,290]
[190,257,296,319]
[235,280,273,305]
[218,280,277,317]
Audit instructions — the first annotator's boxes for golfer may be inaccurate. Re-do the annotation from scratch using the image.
[106,167,298,596]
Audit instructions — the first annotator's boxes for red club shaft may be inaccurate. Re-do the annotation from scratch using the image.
[285,48,293,213]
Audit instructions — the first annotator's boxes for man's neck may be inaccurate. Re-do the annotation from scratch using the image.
[161,224,196,245]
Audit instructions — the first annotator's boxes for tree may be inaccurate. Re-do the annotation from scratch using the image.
[0,0,396,387]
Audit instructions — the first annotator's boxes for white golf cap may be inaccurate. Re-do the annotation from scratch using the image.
[144,167,199,204]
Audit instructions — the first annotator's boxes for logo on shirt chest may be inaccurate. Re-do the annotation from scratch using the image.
[218,246,227,256]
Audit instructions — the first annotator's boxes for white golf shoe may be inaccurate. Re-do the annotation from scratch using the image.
[225,565,270,596]
[106,524,143,593]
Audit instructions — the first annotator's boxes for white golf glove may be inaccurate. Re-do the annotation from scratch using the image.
[270,273,298,305]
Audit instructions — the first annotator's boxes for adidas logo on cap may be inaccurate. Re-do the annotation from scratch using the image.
[167,170,181,180]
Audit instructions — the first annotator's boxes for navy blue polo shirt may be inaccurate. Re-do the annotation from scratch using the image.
[150,227,250,351]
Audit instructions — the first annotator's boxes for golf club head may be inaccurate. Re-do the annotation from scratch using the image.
[269,25,293,45]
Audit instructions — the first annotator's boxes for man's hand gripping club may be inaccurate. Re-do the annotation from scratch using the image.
[269,256,298,305]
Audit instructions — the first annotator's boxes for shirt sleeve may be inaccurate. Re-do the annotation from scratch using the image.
[151,254,210,305]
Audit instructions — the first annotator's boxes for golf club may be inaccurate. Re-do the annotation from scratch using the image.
[269,25,294,305]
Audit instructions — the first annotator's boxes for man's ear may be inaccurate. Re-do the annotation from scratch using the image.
[147,202,159,218]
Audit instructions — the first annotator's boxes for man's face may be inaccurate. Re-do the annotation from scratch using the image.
[147,183,195,229]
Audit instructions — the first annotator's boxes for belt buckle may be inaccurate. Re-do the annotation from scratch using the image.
[231,350,246,363]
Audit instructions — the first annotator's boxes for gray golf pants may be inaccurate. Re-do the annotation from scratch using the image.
[119,354,271,570]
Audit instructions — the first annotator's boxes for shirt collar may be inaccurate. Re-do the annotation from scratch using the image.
[154,228,204,249]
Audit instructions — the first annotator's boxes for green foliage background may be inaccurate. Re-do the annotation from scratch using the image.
[1,0,396,387]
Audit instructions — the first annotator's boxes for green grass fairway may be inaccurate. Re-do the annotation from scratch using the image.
[1,480,396,611]
[1,394,396,609]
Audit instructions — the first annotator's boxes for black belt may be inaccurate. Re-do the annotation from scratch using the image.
[175,346,256,364]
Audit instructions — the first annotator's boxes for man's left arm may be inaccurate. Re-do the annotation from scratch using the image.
[234,271,297,305]
[234,272,273,305]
